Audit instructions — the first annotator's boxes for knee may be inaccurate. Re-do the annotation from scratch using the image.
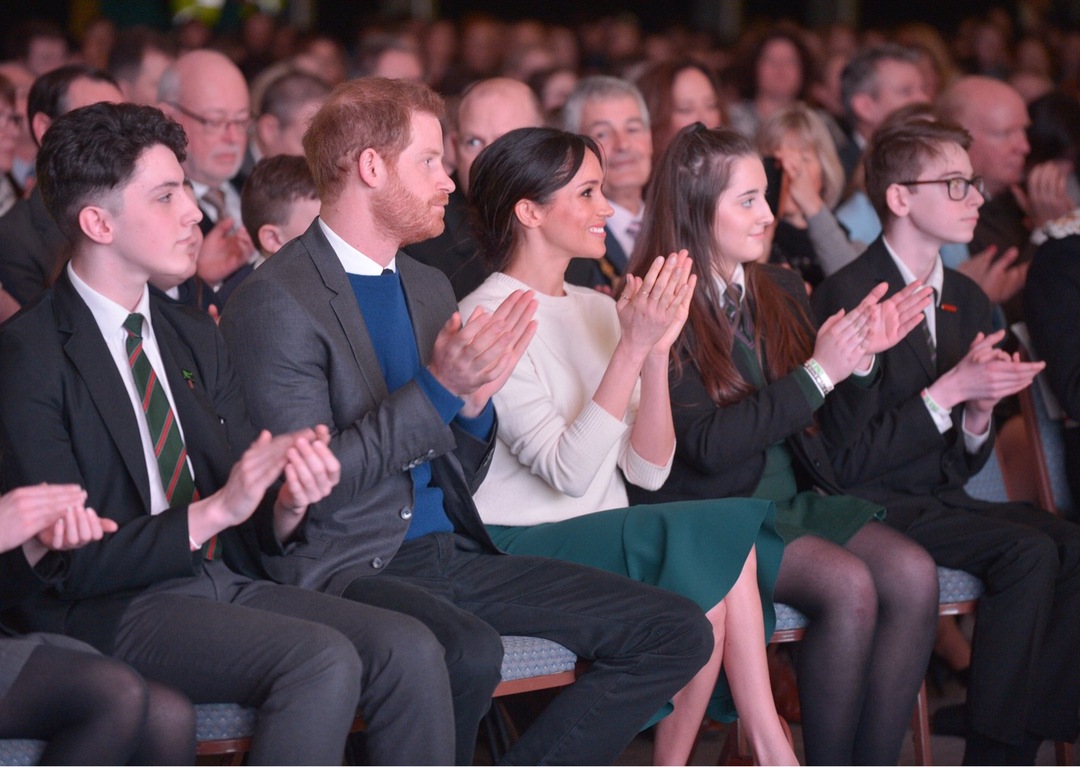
[1000,532,1060,590]
[655,595,715,672]
[441,621,503,694]
[800,560,878,626]
[877,545,939,618]
[93,661,152,741]
[284,626,365,706]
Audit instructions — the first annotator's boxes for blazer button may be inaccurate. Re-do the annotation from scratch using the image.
[426,448,436,458]
[399,506,413,520]
[371,557,384,569]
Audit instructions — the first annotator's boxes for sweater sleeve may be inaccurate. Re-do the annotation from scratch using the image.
[495,357,630,498]
[806,206,865,277]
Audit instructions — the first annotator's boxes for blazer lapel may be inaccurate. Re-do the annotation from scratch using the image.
[934,274,965,374]
[398,255,438,365]
[54,273,153,512]
[303,224,390,402]
[865,242,936,381]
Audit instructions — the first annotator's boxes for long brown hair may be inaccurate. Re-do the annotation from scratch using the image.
[630,124,814,406]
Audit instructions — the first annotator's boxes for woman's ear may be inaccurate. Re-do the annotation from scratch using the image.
[514,198,545,229]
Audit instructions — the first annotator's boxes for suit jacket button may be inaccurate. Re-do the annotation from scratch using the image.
[371,557,384,569]
[426,448,436,458]
[399,506,413,520]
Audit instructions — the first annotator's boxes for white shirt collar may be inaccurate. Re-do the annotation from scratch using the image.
[318,218,396,276]
[882,236,944,301]
[712,262,747,301]
[67,261,152,337]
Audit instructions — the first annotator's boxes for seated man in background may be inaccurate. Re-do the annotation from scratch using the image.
[0,65,121,310]
[0,101,457,765]
[221,76,714,766]
[240,154,320,267]
[561,75,652,292]
[159,50,257,310]
[403,76,544,299]
[813,116,1080,765]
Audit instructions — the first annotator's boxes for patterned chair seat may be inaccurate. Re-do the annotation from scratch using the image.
[0,635,581,765]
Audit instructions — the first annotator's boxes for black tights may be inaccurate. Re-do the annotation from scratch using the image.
[774,522,938,765]
[0,644,195,765]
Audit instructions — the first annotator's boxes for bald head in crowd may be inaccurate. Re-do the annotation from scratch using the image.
[452,77,543,196]
[159,50,250,190]
[939,76,1030,197]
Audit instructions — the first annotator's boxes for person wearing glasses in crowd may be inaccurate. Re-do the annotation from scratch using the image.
[813,116,1080,765]
[159,50,256,311]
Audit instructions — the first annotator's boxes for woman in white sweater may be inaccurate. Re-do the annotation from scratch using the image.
[459,126,820,766]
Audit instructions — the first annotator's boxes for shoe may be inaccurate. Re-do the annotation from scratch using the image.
[931,703,968,737]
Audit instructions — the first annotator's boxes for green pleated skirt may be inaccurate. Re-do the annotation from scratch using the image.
[487,496,782,723]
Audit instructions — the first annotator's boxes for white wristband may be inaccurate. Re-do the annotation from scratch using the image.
[803,358,835,396]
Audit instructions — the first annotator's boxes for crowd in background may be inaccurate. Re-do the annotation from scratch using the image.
[0,4,1079,766]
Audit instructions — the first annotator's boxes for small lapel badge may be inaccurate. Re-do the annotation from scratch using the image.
[182,369,195,389]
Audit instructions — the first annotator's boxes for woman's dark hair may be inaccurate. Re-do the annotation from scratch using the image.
[635,59,722,156]
[469,126,602,273]
[630,123,814,406]
[1026,91,1080,169]
[737,27,812,102]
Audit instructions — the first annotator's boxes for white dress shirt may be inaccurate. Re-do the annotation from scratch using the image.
[68,263,194,514]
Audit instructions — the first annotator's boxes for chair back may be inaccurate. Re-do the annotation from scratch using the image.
[1011,323,1076,518]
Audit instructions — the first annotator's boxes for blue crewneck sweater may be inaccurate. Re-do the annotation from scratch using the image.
[348,270,492,540]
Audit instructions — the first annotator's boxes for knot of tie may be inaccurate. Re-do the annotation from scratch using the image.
[202,187,227,221]
[123,312,144,340]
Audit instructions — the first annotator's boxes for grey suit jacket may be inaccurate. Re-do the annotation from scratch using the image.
[220,220,499,594]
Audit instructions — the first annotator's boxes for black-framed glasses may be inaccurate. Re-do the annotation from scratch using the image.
[897,176,985,201]
[166,102,251,136]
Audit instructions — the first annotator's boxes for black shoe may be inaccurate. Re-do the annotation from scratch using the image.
[963,731,1042,765]
[931,703,968,737]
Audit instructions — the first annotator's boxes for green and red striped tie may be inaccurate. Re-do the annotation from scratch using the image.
[123,313,218,560]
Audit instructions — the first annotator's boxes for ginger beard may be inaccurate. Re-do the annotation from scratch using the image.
[372,164,449,247]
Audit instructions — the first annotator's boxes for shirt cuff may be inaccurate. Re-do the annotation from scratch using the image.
[416,368,465,424]
[921,388,953,434]
[852,354,875,378]
[961,409,992,453]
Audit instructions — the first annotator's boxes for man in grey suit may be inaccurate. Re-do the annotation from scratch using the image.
[221,77,713,765]
[0,101,457,765]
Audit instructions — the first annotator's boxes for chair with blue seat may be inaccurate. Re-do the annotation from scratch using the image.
[0,636,582,766]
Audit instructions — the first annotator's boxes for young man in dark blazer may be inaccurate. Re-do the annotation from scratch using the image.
[0,102,458,765]
[813,117,1080,765]
[221,76,714,766]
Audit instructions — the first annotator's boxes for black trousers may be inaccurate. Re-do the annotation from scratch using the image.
[112,560,456,765]
[341,532,713,766]
[892,499,1080,745]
